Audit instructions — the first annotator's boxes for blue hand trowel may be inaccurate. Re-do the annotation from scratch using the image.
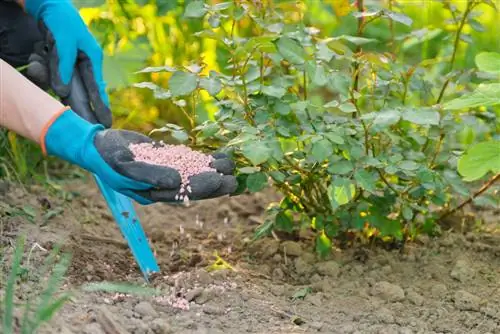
[62,68,160,281]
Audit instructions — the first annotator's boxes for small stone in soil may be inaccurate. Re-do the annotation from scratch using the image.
[134,301,158,318]
[185,287,204,302]
[370,281,405,302]
[280,241,303,257]
[454,290,482,311]
[315,260,341,277]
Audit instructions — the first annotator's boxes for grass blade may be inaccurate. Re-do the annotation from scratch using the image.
[3,235,26,334]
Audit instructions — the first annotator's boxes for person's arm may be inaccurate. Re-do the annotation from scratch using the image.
[0,58,66,144]
[0,59,237,204]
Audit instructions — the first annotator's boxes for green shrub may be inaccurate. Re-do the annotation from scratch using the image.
[137,0,499,254]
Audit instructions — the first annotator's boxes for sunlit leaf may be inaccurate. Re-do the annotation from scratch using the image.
[262,85,286,98]
[135,66,176,73]
[443,83,500,110]
[275,36,309,65]
[200,77,222,96]
[334,35,378,46]
[457,141,500,181]
[354,169,377,193]
[184,0,207,18]
[475,52,500,74]
[328,178,356,211]
[316,230,332,257]
[401,109,440,125]
[241,142,272,165]
[384,10,413,26]
[311,139,333,162]
[168,71,198,97]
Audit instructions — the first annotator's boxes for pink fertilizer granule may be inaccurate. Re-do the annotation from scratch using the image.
[129,142,216,202]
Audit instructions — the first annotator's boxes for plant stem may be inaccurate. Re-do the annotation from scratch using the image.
[388,0,395,53]
[351,0,365,118]
[436,1,474,104]
[438,173,500,222]
[376,168,400,195]
[429,133,445,168]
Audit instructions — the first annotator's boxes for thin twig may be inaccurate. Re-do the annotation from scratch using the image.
[436,1,474,104]
[376,168,400,195]
[439,173,500,222]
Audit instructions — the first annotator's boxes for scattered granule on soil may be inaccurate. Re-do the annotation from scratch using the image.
[129,142,216,202]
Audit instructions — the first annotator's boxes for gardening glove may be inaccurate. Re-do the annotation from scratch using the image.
[23,0,112,127]
[42,109,238,205]
[27,38,108,126]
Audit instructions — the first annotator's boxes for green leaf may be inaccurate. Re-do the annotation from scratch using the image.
[339,102,357,113]
[184,0,207,18]
[401,109,440,125]
[328,161,354,175]
[239,167,260,174]
[241,142,272,165]
[306,62,328,86]
[354,169,377,193]
[402,205,413,221]
[398,160,419,171]
[443,83,500,110]
[311,139,333,162]
[377,217,403,239]
[275,210,294,232]
[269,170,286,183]
[262,85,286,98]
[327,178,356,211]
[457,141,500,181]
[200,77,222,96]
[171,130,189,142]
[136,65,176,73]
[384,10,413,26]
[325,132,345,144]
[168,71,198,97]
[335,35,378,46]
[275,37,308,65]
[363,109,401,127]
[468,18,485,32]
[246,172,268,192]
[274,100,291,115]
[316,231,332,257]
[252,219,274,241]
[475,52,500,74]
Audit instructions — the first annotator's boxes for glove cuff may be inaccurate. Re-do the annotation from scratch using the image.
[42,108,105,168]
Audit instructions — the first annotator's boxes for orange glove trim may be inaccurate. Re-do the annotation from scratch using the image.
[39,106,71,156]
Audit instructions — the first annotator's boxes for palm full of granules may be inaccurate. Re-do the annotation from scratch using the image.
[129,142,217,202]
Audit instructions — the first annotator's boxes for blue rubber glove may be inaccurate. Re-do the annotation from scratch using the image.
[25,0,111,127]
[43,110,238,205]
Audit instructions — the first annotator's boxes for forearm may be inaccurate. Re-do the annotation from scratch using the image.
[0,58,67,144]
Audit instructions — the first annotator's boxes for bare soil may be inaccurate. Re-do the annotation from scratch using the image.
[1,177,499,334]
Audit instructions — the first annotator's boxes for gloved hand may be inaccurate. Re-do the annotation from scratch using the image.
[43,109,238,204]
[24,0,111,127]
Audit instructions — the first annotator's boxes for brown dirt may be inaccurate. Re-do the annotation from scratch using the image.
[1,177,500,334]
